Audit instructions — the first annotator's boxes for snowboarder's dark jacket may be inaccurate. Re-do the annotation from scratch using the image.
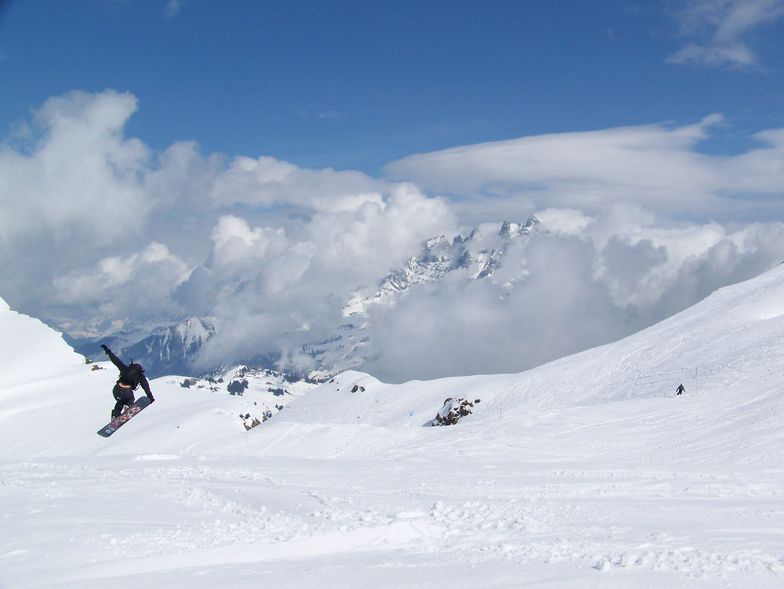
[104,347,154,401]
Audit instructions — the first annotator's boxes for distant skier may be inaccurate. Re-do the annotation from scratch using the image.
[101,345,155,418]
[676,383,685,396]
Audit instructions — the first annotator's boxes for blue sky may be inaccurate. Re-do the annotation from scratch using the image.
[2,1,784,379]
[2,0,783,172]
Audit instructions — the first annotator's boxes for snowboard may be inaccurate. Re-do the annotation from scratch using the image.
[97,397,152,437]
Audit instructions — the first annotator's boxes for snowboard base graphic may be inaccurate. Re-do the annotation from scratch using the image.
[97,397,152,437]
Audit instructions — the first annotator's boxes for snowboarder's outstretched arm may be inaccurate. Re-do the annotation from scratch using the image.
[139,374,155,402]
[101,344,127,372]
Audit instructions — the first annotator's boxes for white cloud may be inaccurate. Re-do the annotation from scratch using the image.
[209,215,287,272]
[0,90,150,245]
[0,90,453,335]
[668,0,784,68]
[384,115,784,225]
[210,155,387,213]
[363,207,784,381]
[386,115,721,205]
[4,89,784,381]
[53,242,190,317]
[363,232,630,380]
[533,208,593,236]
[191,185,456,369]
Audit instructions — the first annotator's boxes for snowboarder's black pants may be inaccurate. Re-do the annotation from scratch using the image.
[112,384,135,418]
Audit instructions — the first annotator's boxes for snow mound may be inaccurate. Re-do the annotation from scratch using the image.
[0,298,84,389]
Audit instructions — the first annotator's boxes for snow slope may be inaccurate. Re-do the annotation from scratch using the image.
[251,263,784,469]
[3,266,784,587]
[0,302,308,459]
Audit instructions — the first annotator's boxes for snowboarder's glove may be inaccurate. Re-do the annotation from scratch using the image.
[100,344,110,354]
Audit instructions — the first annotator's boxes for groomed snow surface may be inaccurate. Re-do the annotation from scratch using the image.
[4,266,784,588]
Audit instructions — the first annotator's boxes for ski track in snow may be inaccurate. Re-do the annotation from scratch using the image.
[3,454,784,588]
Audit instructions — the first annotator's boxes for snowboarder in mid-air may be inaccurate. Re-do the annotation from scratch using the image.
[676,383,685,396]
[101,345,155,418]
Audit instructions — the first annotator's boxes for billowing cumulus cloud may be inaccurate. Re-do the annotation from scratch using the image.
[0,90,156,314]
[189,185,456,370]
[210,155,388,213]
[0,90,149,245]
[53,243,190,318]
[3,89,784,381]
[0,90,452,331]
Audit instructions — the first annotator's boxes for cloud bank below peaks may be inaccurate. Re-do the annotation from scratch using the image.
[362,205,784,381]
[3,89,784,381]
[188,183,455,370]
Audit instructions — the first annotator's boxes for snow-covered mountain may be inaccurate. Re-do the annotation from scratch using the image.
[70,316,216,377]
[345,216,539,316]
[306,216,541,376]
[122,316,215,374]
[63,217,541,379]
[5,263,784,587]
[276,216,543,379]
